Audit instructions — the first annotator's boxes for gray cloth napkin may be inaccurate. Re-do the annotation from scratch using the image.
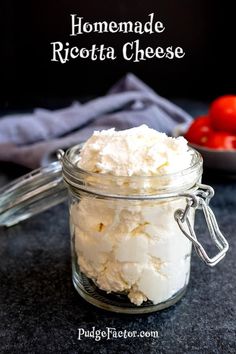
[0,73,192,169]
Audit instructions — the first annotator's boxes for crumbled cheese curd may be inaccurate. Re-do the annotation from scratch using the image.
[71,125,193,305]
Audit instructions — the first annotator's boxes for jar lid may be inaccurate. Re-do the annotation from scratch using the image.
[0,161,67,227]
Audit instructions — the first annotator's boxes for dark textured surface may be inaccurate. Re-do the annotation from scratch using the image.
[0,102,236,354]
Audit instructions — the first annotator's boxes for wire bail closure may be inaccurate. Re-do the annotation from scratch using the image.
[175,184,229,267]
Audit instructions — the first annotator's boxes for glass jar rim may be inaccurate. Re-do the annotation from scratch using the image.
[62,144,203,196]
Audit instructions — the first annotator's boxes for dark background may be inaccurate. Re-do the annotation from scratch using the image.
[1,0,236,110]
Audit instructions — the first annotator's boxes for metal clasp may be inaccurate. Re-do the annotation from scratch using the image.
[175,184,229,267]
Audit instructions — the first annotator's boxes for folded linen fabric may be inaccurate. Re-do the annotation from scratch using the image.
[0,73,192,169]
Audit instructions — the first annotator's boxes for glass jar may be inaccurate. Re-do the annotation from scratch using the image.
[60,144,228,314]
[0,144,229,314]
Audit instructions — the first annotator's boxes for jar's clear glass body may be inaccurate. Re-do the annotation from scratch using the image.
[70,193,196,314]
[64,145,202,314]
[0,144,228,313]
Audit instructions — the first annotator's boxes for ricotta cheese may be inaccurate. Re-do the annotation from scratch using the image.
[71,125,193,305]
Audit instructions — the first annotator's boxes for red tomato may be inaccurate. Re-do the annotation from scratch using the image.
[184,115,212,145]
[204,131,236,150]
[209,95,236,133]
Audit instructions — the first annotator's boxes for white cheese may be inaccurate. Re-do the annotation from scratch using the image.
[71,125,193,305]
